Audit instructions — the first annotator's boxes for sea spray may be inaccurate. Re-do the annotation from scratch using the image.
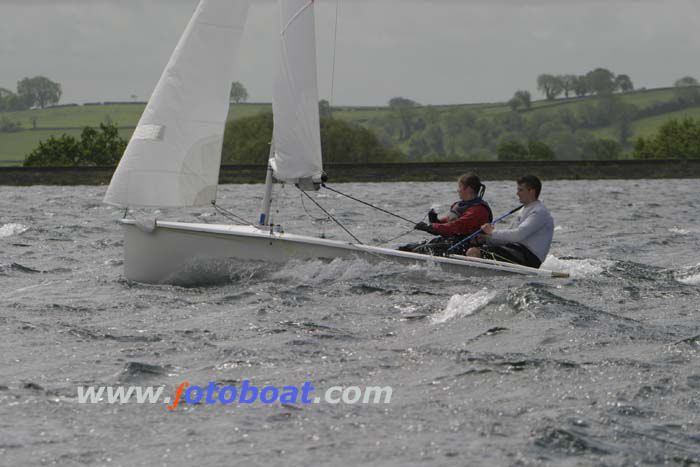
[432,288,498,323]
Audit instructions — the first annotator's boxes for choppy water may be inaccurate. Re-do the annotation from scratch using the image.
[1,180,700,466]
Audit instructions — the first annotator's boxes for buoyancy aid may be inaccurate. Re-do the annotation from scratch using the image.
[446,198,493,224]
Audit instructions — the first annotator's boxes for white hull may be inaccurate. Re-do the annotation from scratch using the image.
[120,220,567,283]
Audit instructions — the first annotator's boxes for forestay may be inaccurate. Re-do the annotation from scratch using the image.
[104,0,251,208]
[270,0,324,184]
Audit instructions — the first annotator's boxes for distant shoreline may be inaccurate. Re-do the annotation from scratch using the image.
[1,160,699,186]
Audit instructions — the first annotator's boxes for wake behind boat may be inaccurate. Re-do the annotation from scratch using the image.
[104,0,569,283]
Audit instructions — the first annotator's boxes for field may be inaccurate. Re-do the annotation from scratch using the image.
[1,88,697,164]
[591,106,700,140]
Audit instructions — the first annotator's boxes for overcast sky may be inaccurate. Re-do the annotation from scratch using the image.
[1,0,699,106]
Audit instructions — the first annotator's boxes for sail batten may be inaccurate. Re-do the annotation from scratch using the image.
[271,0,323,184]
[104,0,251,208]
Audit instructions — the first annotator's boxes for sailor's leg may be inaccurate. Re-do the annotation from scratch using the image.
[477,244,541,268]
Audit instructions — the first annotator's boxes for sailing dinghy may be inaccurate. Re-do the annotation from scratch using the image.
[104,0,569,284]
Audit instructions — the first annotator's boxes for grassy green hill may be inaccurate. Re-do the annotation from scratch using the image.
[591,106,700,140]
[1,87,698,165]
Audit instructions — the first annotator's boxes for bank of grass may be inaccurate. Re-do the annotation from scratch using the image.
[0,128,134,163]
[0,87,695,165]
[591,106,700,140]
[2,104,145,129]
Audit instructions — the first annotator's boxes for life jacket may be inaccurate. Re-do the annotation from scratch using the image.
[446,198,493,223]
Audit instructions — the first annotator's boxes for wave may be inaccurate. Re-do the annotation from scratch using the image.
[542,255,612,279]
[675,264,700,285]
[0,223,29,238]
[163,258,276,287]
[271,257,414,286]
[117,362,172,383]
[432,288,498,323]
[678,273,700,285]
[668,226,700,236]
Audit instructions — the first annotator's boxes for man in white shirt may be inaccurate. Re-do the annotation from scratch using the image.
[467,175,554,269]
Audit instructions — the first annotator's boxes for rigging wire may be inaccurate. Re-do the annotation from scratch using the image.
[376,212,429,245]
[297,187,363,244]
[211,202,255,226]
[322,184,419,225]
[300,191,332,222]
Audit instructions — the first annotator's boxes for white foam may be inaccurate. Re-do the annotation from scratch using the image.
[675,264,700,285]
[0,223,29,238]
[669,227,690,235]
[678,273,700,285]
[432,288,498,324]
[542,255,611,279]
[271,257,396,285]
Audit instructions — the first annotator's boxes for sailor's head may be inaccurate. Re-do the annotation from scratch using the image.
[516,175,542,204]
[458,173,485,201]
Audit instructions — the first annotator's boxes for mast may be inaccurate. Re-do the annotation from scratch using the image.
[259,141,275,226]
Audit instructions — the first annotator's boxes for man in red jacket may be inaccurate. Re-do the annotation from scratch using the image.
[399,173,492,255]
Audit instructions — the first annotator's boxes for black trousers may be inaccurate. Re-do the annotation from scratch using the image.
[479,243,542,269]
[398,236,469,256]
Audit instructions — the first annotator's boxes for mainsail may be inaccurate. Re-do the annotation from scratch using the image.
[270,0,324,184]
[104,0,251,208]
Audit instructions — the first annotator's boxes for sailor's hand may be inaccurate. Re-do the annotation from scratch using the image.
[481,223,494,235]
[415,222,439,235]
[414,222,430,232]
[428,209,439,223]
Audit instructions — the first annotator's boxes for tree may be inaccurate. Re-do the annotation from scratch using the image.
[0,88,13,111]
[221,112,401,164]
[424,123,445,155]
[454,128,482,158]
[0,116,21,132]
[17,76,62,109]
[543,130,596,160]
[673,76,700,103]
[321,117,402,163]
[497,141,528,160]
[507,97,521,111]
[23,123,127,166]
[615,74,634,92]
[527,140,555,160]
[536,74,563,100]
[0,87,32,111]
[496,112,525,133]
[319,99,332,119]
[508,90,531,111]
[442,109,477,156]
[230,81,248,103]
[583,139,622,160]
[407,134,430,161]
[515,90,532,109]
[388,97,418,108]
[572,75,590,97]
[585,68,616,95]
[633,118,700,160]
[388,97,419,141]
[674,76,699,87]
[559,74,577,98]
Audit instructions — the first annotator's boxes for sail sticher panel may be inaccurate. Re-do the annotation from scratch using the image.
[104,0,251,208]
[271,0,324,184]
